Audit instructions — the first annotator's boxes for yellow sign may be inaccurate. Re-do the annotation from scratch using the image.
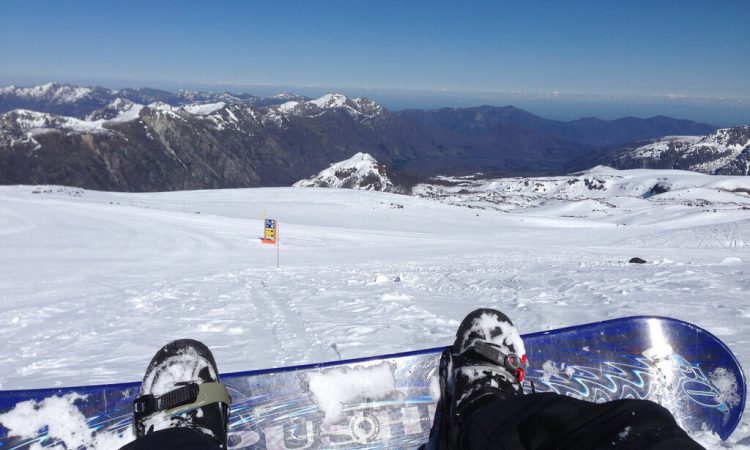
[261,219,277,244]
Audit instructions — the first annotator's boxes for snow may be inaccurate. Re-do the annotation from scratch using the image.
[460,312,525,356]
[307,362,396,424]
[2,103,144,141]
[303,94,383,118]
[0,167,749,447]
[181,102,226,116]
[107,100,144,123]
[276,101,299,113]
[140,346,216,396]
[310,93,349,109]
[0,393,133,449]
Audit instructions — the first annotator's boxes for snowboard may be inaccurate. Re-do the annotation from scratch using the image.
[0,316,745,449]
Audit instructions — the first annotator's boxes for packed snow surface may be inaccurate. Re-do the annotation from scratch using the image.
[1,166,750,447]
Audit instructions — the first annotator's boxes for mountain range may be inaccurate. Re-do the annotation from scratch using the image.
[0,83,740,192]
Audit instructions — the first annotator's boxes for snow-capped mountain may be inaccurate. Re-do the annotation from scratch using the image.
[609,126,750,175]
[308,93,384,117]
[273,92,309,102]
[0,83,118,118]
[174,89,300,108]
[0,83,97,103]
[0,83,309,118]
[270,93,385,119]
[2,82,746,193]
[293,153,397,192]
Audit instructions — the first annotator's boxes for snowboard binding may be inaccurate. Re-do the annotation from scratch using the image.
[133,339,232,449]
[424,308,527,450]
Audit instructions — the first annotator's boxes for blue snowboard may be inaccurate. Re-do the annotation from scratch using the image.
[0,316,745,449]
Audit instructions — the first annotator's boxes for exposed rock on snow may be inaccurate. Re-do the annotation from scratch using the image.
[611,126,750,175]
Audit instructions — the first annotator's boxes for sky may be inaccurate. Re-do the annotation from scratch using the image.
[1,0,749,125]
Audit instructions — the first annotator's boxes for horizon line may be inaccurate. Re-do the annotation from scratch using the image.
[1,77,748,105]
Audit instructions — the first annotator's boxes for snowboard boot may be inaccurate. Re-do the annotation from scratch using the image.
[132,339,232,449]
[425,308,528,449]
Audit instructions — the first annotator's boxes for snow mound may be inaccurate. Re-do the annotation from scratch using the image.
[293,152,394,191]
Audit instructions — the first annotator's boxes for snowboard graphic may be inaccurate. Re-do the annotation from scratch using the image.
[0,316,745,449]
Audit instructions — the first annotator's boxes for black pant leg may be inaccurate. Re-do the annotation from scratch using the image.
[118,427,222,450]
[458,392,704,450]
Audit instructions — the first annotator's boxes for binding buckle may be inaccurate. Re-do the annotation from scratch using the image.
[468,340,529,382]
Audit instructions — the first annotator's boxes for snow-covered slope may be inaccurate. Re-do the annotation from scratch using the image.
[613,126,750,175]
[0,169,749,447]
[415,165,750,217]
[293,153,394,191]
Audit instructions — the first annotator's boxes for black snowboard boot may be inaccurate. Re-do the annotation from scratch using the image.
[132,339,232,449]
[425,308,528,450]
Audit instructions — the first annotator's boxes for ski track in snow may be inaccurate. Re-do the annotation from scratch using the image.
[1,172,749,448]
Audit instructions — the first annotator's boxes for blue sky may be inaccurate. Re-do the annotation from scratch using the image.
[1,0,748,124]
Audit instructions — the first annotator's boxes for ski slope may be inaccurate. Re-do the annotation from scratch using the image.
[1,167,749,448]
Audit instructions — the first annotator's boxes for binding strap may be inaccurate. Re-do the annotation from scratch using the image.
[134,382,231,418]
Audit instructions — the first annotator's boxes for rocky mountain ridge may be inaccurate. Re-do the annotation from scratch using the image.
[396,105,717,147]
[0,91,443,190]
[1,83,742,192]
